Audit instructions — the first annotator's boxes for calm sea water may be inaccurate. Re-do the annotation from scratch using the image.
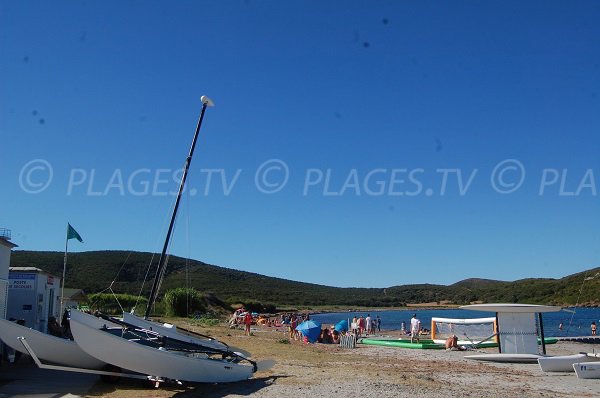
[310,307,600,337]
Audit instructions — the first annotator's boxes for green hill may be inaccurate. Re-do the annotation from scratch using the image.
[9,250,600,309]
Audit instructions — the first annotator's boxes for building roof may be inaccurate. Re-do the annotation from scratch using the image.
[9,267,60,279]
[10,266,45,272]
[0,237,17,249]
[62,288,87,301]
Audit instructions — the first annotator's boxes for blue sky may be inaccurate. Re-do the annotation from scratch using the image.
[1,1,600,288]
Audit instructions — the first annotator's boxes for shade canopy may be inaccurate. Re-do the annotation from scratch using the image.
[334,320,348,332]
[295,320,322,342]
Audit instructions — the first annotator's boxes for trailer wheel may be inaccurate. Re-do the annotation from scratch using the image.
[100,364,122,383]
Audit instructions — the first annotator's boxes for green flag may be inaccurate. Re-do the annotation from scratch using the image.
[67,223,83,243]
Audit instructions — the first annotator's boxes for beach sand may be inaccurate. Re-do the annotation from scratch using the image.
[85,323,600,397]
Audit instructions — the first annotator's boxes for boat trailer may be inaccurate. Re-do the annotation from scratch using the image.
[17,336,179,388]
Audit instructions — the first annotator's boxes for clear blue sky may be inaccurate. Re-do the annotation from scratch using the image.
[2,1,600,288]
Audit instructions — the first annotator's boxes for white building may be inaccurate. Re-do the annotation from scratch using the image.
[0,228,17,320]
[7,267,61,333]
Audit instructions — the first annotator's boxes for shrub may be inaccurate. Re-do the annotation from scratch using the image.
[87,293,147,315]
[190,316,220,327]
[163,288,206,317]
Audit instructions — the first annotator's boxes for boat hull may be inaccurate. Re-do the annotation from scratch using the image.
[465,353,543,363]
[361,338,444,349]
[0,319,105,369]
[70,310,254,383]
[573,361,600,379]
[539,353,600,372]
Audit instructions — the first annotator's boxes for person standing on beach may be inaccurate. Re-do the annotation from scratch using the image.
[376,315,381,332]
[365,314,372,335]
[358,316,366,336]
[592,321,597,336]
[244,312,253,336]
[289,316,297,339]
[410,314,421,343]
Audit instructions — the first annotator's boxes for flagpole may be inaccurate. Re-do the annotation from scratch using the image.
[60,224,69,325]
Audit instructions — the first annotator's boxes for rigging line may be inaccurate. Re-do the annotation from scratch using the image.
[109,285,125,313]
[109,251,134,285]
[185,178,191,317]
[88,284,113,311]
[134,252,156,309]
[566,271,589,333]
[155,254,170,300]
[151,183,185,313]
[92,251,134,310]
[135,188,180,310]
[152,237,175,313]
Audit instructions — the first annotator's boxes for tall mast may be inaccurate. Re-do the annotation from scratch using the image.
[144,96,214,319]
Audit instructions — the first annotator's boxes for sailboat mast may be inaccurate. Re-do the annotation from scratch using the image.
[144,96,214,320]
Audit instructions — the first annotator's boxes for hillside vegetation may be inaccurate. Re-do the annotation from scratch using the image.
[10,251,600,309]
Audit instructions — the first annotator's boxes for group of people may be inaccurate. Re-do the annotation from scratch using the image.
[317,326,341,344]
[350,314,381,337]
[558,320,597,336]
[283,313,311,340]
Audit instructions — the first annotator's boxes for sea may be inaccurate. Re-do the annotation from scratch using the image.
[310,307,600,337]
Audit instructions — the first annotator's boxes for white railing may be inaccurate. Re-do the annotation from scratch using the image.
[339,334,356,348]
[0,228,11,240]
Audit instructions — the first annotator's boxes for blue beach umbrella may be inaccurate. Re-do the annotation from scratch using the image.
[295,320,322,343]
[334,320,348,333]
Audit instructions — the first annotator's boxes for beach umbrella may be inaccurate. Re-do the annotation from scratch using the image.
[334,320,348,333]
[295,320,322,343]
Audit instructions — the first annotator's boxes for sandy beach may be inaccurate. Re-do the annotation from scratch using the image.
[77,323,600,398]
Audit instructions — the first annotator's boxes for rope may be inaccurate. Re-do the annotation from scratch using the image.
[185,183,191,317]
[566,271,589,333]
[134,252,157,310]
[108,284,125,313]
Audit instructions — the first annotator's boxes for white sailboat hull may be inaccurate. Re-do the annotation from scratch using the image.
[70,310,254,383]
[0,319,105,369]
[538,353,600,372]
[465,353,543,363]
[573,361,600,379]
